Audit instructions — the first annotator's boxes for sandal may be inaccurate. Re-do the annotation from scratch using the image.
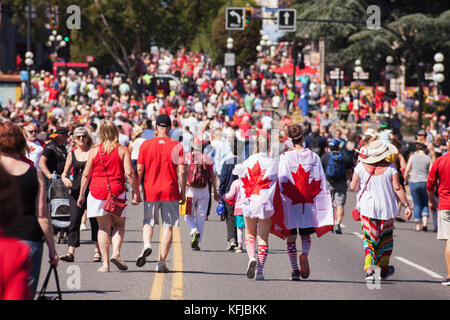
[97,265,109,272]
[92,252,101,263]
[60,252,74,262]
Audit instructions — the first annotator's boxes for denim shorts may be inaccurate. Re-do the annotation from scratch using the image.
[23,240,44,298]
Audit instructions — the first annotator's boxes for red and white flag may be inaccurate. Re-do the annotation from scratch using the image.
[238,153,278,220]
[275,148,334,238]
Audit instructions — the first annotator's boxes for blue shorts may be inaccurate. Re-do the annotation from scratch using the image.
[235,215,245,228]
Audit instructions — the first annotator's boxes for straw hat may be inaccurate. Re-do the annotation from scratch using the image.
[357,140,398,164]
[364,128,378,138]
[132,128,144,140]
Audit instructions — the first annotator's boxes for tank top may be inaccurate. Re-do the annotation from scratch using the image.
[409,153,431,183]
[71,150,88,199]
[4,166,44,242]
[89,145,125,200]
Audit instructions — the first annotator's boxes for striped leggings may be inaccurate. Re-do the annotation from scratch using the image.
[361,216,394,273]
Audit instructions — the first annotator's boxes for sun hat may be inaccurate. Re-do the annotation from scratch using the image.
[132,128,144,140]
[364,128,378,138]
[356,140,398,164]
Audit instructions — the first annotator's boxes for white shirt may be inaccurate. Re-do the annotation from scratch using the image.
[355,162,399,220]
[261,116,273,130]
[26,139,44,169]
[130,137,145,160]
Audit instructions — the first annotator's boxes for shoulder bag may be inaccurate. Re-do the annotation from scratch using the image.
[99,145,127,217]
[352,166,376,221]
[37,265,62,300]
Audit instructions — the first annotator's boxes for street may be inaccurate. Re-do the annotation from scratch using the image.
[39,189,449,301]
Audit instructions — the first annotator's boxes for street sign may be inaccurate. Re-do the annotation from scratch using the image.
[277,9,296,32]
[224,53,235,67]
[226,8,244,30]
[353,72,370,80]
[330,68,344,80]
[20,70,28,81]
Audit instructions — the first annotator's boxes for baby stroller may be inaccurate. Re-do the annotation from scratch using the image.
[48,178,71,244]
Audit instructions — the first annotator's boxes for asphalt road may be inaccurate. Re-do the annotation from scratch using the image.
[38,188,449,301]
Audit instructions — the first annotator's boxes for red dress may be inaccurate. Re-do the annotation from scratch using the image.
[0,232,31,300]
[89,145,125,200]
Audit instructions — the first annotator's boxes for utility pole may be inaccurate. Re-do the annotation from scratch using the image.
[228,0,233,80]
[26,0,31,108]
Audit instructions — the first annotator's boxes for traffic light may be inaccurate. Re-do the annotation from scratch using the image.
[64,36,69,42]
[244,7,253,26]
[49,5,59,30]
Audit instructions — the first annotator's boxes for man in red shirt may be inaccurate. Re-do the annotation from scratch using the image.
[427,135,450,286]
[136,114,186,273]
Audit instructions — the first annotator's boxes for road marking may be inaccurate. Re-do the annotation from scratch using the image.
[170,226,183,300]
[395,256,443,279]
[352,233,444,279]
[149,228,165,300]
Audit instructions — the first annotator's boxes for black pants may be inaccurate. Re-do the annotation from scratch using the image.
[68,193,99,247]
[206,182,212,217]
[224,201,237,242]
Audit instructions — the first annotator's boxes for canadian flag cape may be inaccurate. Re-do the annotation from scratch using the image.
[272,148,334,239]
[238,153,278,219]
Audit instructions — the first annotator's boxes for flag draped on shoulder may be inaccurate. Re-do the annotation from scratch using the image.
[276,148,334,237]
[238,153,278,220]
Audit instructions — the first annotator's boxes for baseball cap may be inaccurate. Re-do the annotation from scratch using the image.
[417,129,427,136]
[156,114,171,127]
[328,138,340,150]
[49,127,69,139]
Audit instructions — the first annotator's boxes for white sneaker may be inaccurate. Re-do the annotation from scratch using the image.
[156,261,169,273]
[136,246,152,268]
[80,224,87,231]
[246,258,257,279]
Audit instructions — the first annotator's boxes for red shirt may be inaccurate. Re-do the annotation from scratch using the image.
[0,232,31,300]
[427,152,450,210]
[137,137,184,202]
[89,146,125,200]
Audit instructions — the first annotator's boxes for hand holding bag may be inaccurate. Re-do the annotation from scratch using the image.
[99,146,127,217]
[352,166,376,221]
[37,265,62,300]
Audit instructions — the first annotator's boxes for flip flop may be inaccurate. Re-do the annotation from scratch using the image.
[60,252,74,262]
[92,252,101,263]
[111,256,128,271]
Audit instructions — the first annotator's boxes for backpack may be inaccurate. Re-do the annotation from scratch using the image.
[326,152,346,182]
[187,151,210,188]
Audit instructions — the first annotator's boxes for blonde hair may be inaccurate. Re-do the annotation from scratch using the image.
[98,120,119,154]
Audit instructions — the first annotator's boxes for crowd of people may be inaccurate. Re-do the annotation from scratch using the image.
[0,47,449,299]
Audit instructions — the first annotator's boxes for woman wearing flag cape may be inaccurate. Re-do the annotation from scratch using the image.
[277,123,334,281]
[237,130,277,281]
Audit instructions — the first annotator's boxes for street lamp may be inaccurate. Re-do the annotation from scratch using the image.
[25,50,34,107]
[47,30,67,60]
[433,52,445,94]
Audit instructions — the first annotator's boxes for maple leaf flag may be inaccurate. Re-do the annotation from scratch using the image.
[238,153,278,220]
[276,148,334,237]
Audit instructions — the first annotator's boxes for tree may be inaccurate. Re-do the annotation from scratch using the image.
[292,0,450,93]
[4,0,225,93]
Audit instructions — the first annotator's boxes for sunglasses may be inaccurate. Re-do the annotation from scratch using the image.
[75,135,88,139]
[28,130,37,134]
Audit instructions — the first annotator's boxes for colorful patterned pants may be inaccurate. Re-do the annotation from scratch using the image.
[361,216,394,273]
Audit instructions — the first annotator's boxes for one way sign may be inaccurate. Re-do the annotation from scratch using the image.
[226,8,244,30]
[277,9,296,32]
